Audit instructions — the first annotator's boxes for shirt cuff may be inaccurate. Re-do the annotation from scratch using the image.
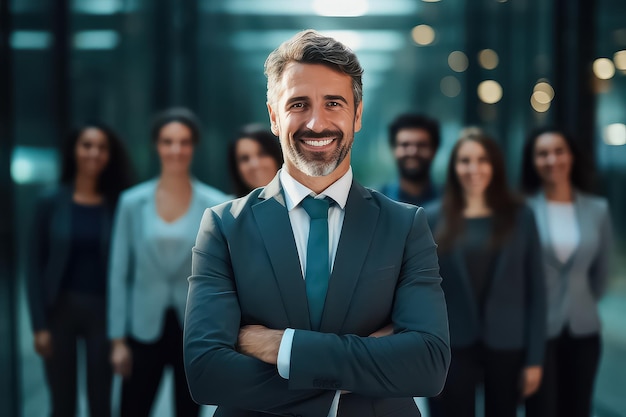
[277,328,295,379]
[327,391,341,417]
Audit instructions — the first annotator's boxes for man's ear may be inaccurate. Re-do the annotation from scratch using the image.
[354,100,363,133]
[267,102,279,136]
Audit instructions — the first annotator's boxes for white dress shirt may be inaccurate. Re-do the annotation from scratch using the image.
[276,166,352,417]
[546,201,580,264]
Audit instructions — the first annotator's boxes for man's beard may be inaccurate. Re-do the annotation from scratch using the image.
[287,128,353,177]
[398,157,432,182]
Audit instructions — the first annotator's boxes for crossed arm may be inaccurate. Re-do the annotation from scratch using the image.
[183,207,450,415]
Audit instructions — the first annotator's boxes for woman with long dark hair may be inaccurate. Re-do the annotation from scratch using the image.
[107,108,229,417]
[227,124,283,197]
[522,127,612,417]
[427,128,546,417]
[27,123,133,417]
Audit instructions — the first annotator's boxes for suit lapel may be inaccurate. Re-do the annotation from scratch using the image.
[533,193,562,269]
[142,181,165,270]
[320,182,379,334]
[252,176,311,330]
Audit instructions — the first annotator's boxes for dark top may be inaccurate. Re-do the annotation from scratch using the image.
[378,180,438,207]
[460,216,498,311]
[424,201,546,366]
[27,186,114,331]
[60,202,108,295]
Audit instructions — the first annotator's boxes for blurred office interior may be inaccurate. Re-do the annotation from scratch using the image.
[1,0,625,416]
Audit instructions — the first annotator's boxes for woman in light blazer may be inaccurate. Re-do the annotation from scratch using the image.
[522,127,612,417]
[426,128,546,417]
[28,123,133,417]
[108,108,230,417]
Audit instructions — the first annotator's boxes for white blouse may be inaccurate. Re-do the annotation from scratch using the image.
[546,201,580,263]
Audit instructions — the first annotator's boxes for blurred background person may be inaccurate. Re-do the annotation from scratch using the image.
[27,123,133,417]
[227,123,283,197]
[522,127,613,417]
[426,128,546,417]
[378,113,441,206]
[107,108,229,417]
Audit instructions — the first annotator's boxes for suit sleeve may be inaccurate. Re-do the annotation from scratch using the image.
[107,193,134,340]
[589,201,613,299]
[184,208,336,416]
[288,207,451,397]
[26,193,53,332]
[523,208,547,366]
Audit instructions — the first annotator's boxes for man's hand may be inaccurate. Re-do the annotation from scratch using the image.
[521,365,543,398]
[369,324,394,338]
[110,339,132,378]
[34,330,53,358]
[238,325,284,365]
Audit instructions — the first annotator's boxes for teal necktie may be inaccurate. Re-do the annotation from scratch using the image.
[300,195,330,331]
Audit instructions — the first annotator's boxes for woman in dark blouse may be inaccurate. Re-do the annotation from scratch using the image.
[27,123,133,417]
[426,128,546,417]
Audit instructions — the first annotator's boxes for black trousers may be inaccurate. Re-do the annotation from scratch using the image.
[44,292,112,417]
[525,329,601,417]
[120,308,200,417]
[429,344,524,417]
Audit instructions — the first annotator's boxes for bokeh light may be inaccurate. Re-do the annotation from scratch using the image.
[478,49,499,70]
[593,58,615,80]
[613,50,626,71]
[448,51,469,72]
[604,123,626,146]
[441,76,461,97]
[477,80,503,104]
[411,25,435,46]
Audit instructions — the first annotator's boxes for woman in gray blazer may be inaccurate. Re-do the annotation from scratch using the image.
[522,128,612,417]
[427,128,546,417]
[28,123,133,417]
[108,108,230,417]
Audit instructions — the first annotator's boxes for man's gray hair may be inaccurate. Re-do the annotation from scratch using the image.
[264,29,363,107]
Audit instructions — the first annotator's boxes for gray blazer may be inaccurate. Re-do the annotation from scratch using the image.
[526,191,612,338]
[425,203,546,366]
[108,178,229,342]
[184,175,450,417]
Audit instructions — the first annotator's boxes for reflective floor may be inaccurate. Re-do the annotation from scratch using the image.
[19,274,626,417]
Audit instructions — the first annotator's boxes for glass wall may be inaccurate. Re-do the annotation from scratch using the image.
[5,0,625,416]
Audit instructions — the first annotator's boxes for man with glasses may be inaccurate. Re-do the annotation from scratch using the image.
[379,114,441,207]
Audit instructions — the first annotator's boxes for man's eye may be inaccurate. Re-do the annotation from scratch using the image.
[291,103,304,108]
[327,102,339,107]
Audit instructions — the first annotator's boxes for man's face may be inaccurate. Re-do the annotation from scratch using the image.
[393,128,435,181]
[267,62,362,178]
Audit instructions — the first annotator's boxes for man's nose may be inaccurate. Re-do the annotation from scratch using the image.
[305,107,329,132]
[405,145,418,156]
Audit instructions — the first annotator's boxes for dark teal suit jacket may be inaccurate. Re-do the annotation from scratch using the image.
[184,175,450,417]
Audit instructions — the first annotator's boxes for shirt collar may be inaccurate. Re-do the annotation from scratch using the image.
[279,165,352,211]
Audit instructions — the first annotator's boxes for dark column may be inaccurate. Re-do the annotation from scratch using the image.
[52,0,71,143]
[152,0,172,110]
[553,0,597,159]
[0,0,20,415]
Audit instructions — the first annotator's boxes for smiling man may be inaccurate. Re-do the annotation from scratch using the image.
[379,113,441,207]
[184,29,450,417]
